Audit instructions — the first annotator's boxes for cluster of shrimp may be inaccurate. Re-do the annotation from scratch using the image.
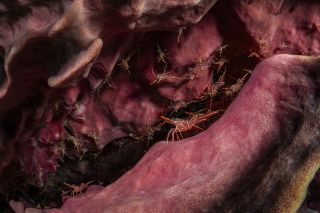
[200,44,251,105]
[63,181,93,197]
[161,110,223,142]
[152,45,216,85]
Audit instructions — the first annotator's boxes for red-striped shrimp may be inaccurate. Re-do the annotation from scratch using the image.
[160,110,222,142]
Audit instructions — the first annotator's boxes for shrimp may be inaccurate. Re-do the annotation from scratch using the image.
[223,73,249,97]
[213,56,229,72]
[161,110,222,142]
[118,57,131,74]
[150,64,182,85]
[157,44,169,64]
[63,181,93,197]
